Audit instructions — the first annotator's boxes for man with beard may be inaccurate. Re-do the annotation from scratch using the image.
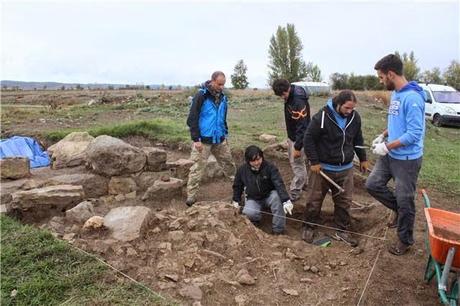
[302,90,368,247]
[232,145,293,235]
[272,79,311,202]
[185,71,236,207]
[366,54,426,256]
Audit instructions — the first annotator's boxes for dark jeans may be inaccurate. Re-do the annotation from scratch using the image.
[304,168,354,230]
[365,155,423,245]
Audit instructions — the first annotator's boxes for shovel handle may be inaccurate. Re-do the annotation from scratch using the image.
[319,171,345,194]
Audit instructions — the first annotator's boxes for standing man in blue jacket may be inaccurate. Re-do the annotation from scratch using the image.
[185,71,236,206]
[366,54,426,255]
[272,79,311,202]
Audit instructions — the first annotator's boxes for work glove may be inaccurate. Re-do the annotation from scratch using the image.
[293,149,301,159]
[231,201,240,209]
[371,134,385,146]
[310,164,321,174]
[372,142,389,156]
[283,200,293,215]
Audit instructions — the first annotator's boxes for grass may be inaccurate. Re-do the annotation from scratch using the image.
[0,215,174,305]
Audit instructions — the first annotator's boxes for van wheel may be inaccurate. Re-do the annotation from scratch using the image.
[432,114,442,127]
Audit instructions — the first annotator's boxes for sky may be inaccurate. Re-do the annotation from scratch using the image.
[1,0,459,88]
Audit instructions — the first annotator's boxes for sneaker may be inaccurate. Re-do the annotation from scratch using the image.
[387,212,398,228]
[301,227,315,243]
[185,197,196,207]
[388,240,410,256]
[334,231,358,247]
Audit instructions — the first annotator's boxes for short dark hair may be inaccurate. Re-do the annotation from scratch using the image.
[272,79,290,96]
[374,54,403,76]
[245,145,264,163]
[211,71,225,81]
[332,90,357,106]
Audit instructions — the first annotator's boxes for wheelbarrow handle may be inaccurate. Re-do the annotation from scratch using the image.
[421,189,431,208]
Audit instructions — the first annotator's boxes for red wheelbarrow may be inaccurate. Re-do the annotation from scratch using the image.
[422,190,459,305]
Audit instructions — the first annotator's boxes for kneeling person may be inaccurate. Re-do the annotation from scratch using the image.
[232,145,293,235]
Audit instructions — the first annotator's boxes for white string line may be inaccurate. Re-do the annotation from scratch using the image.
[235,204,388,241]
[356,218,390,305]
[66,242,168,302]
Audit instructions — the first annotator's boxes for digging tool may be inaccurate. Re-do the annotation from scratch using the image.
[354,145,370,149]
[319,170,345,196]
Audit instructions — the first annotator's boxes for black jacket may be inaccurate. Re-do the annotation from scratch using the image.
[285,85,311,150]
[303,105,367,166]
[232,160,290,204]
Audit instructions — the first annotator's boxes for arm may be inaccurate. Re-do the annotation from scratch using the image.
[353,113,367,162]
[291,96,310,151]
[303,114,321,165]
[186,92,204,142]
[232,167,244,203]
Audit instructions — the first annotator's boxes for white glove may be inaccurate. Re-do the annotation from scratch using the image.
[372,142,389,156]
[232,201,240,209]
[371,134,385,146]
[283,200,293,215]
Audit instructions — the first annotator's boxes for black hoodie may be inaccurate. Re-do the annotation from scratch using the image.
[232,160,290,204]
[285,85,311,150]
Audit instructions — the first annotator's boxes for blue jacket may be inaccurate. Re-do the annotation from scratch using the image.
[187,81,228,144]
[387,81,426,160]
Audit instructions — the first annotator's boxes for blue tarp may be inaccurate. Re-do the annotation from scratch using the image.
[0,136,50,168]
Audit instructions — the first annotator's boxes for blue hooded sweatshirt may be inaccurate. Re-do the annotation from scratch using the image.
[387,81,426,160]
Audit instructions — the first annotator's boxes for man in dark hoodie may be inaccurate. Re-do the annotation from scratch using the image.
[232,145,293,235]
[272,79,311,202]
[185,71,236,207]
[366,54,426,256]
[302,90,368,247]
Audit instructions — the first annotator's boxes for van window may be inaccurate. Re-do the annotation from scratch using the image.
[424,90,432,103]
[433,91,460,103]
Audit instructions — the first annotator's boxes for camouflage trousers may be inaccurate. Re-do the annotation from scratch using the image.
[287,139,308,200]
[186,140,236,199]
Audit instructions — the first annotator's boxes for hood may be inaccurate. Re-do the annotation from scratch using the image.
[398,81,426,100]
[326,98,348,119]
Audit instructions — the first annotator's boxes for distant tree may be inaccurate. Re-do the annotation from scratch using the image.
[168,85,173,90]
[330,73,349,90]
[268,23,308,84]
[231,59,249,89]
[75,84,83,90]
[61,85,66,90]
[395,51,420,81]
[306,62,322,82]
[145,85,150,90]
[420,67,443,84]
[108,85,114,90]
[43,85,47,90]
[443,60,460,90]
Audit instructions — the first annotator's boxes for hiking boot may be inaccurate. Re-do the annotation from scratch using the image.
[387,212,398,228]
[301,227,315,243]
[334,231,358,247]
[272,230,284,236]
[388,240,410,256]
[185,197,196,207]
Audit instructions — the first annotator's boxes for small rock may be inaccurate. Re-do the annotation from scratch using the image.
[282,288,299,296]
[285,248,299,260]
[303,265,311,271]
[10,289,17,297]
[236,269,255,285]
[192,302,202,306]
[169,230,184,241]
[83,216,104,230]
[63,233,76,241]
[339,261,347,266]
[235,294,247,305]
[158,281,177,290]
[114,194,125,202]
[179,284,202,301]
[126,247,138,257]
[164,274,179,282]
[300,278,314,283]
[125,191,137,199]
[351,247,364,255]
[152,227,161,233]
[310,266,319,274]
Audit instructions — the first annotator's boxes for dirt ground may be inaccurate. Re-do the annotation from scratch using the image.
[9,138,458,306]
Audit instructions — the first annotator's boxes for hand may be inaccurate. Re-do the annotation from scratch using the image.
[360,161,369,173]
[372,142,389,156]
[283,200,293,215]
[194,141,203,153]
[231,201,240,209]
[293,149,301,159]
[310,164,321,174]
[371,134,385,146]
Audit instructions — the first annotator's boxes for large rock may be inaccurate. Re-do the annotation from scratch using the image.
[108,176,138,195]
[166,159,194,180]
[142,177,184,200]
[45,173,108,198]
[133,171,170,191]
[47,132,94,169]
[104,206,152,241]
[85,135,146,177]
[11,185,84,210]
[203,155,224,181]
[142,147,167,171]
[259,133,277,143]
[0,157,30,179]
[66,200,95,223]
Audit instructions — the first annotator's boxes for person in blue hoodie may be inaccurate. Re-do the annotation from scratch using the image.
[302,90,368,247]
[185,71,236,206]
[366,54,426,256]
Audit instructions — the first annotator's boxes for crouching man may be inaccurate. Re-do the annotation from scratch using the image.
[232,145,293,235]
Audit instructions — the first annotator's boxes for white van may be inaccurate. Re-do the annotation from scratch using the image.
[419,83,460,127]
